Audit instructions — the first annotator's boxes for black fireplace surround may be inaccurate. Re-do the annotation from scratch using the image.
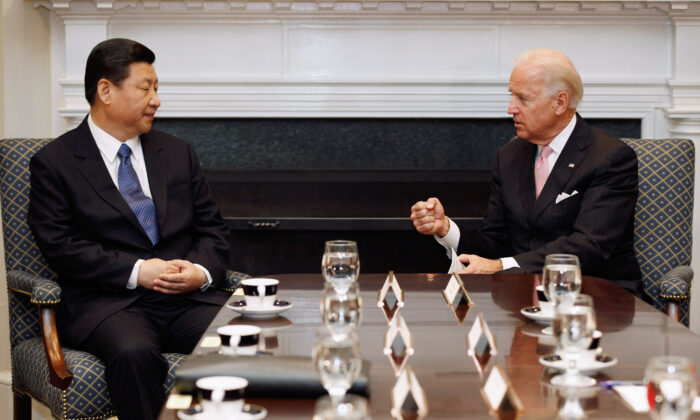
[152,118,641,276]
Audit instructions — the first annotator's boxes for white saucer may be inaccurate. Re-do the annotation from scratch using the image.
[520,305,554,324]
[226,299,293,319]
[539,353,618,375]
[177,403,267,420]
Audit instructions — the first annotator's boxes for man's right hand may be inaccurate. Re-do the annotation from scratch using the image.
[410,197,450,237]
[137,258,179,289]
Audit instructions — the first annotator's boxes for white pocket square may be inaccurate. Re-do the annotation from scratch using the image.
[555,190,579,204]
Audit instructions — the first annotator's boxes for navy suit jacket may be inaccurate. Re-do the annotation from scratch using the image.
[458,116,642,289]
[28,118,231,346]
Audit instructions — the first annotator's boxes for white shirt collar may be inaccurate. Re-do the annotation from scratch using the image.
[541,114,577,155]
[87,114,142,163]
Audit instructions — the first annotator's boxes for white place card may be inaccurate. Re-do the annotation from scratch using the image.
[391,366,429,419]
[165,393,192,410]
[378,271,405,322]
[481,365,524,419]
[466,313,498,376]
[200,336,221,348]
[449,247,466,273]
[614,385,700,413]
[384,313,415,375]
[442,274,474,324]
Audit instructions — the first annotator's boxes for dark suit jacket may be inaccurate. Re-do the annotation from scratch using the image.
[28,118,231,346]
[458,116,642,289]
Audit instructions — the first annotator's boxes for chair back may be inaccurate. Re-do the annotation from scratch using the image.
[621,138,695,325]
[0,138,56,347]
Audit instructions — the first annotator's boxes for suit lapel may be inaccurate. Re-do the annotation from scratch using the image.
[516,141,538,216]
[141,132,168,232]
[72,118,146,234]
[529,116,590,224]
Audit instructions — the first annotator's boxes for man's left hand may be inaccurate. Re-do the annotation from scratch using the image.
[153,259,206,294]
[458,254,503,274]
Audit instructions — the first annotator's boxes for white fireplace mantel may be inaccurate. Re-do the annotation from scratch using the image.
[33,0,700,138]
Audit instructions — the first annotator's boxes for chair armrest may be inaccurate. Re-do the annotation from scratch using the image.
[660,266,693,302]
[221,270,251,293]
[7,270,62,305]
[6,270,72,389]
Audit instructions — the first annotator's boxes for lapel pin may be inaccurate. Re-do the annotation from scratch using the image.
[568,163,575,168]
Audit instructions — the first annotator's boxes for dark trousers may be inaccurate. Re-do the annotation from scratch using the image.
[81,291,221,420]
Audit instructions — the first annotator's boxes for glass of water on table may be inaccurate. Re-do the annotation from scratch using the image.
[322,240,360,294]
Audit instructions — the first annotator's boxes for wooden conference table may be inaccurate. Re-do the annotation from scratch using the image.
[159,273,700,419]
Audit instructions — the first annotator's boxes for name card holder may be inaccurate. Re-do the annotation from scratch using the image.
[391,365,429,419]
[384,313,414,375]
[466,313,498,376]
[442,273,474,324]
[378,271,405,322]
[481,365,524,420]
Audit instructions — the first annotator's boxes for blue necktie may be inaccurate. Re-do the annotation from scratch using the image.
[117,143,160,245]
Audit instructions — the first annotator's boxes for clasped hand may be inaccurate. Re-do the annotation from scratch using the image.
[137,258,206,294]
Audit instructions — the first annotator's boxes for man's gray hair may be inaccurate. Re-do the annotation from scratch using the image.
[513,48,583,109]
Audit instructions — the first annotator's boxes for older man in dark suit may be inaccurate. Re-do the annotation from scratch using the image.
[28,38,230,420]
[410,48,642,295]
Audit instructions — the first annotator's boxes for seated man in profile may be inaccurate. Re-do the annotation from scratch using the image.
[410,48,642,297]
[28,38,232,420]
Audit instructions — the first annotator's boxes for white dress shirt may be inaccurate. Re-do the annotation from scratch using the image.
[436,114,578,270]
[87,115,213,290]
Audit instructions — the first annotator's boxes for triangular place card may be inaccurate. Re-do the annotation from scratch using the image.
[391,366,429,419]
[384,313,414,375]
[481,365,524,420]
[378,271,405,322]
[466,313,498,376]
[442,273,474,324]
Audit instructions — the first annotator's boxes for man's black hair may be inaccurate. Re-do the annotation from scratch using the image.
[84,38,155,105]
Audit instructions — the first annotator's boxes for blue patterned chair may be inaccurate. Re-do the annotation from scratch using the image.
[621,138,695,326]
[0,138,249,420]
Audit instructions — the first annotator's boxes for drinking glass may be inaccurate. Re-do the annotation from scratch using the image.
[544,254,582,305]
[551,294,597,387]
[313,394,370,420]
[645,356,698,420]
[313,327,362,402]
[322,240,360,293]
[321,283,363,338]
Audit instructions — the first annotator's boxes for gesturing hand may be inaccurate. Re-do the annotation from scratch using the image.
[410,197,450,237]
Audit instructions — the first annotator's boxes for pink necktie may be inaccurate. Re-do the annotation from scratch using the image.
[535,145,553,199]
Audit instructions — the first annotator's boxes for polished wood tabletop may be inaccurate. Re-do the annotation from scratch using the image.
[159,273,700,419]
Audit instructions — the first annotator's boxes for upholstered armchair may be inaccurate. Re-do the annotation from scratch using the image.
[621,138,695,326]
[0,138,249,420]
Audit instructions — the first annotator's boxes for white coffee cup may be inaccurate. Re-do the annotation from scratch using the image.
[540,301,555,317]
[196,376,248,417]
[241,278,279,309]
[217,325,261,356]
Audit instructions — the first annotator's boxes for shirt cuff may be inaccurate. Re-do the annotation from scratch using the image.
[500,257,520,270]
[194,263,213,291]
[127,259,144,289]
[435,217,461,256]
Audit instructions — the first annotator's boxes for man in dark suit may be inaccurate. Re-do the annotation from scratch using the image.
[410,48,642,295]
[28,38,231,419]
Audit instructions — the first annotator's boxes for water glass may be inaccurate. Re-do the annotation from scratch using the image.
[321,283,362,338]
[544,254,582,305]
[313,327,362,402]
[322,240,360,293]
[551,294,597,387]
[645,356,698,420]
[313,394,370,420]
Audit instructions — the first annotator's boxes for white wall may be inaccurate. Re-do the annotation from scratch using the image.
[0,0,52,417]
